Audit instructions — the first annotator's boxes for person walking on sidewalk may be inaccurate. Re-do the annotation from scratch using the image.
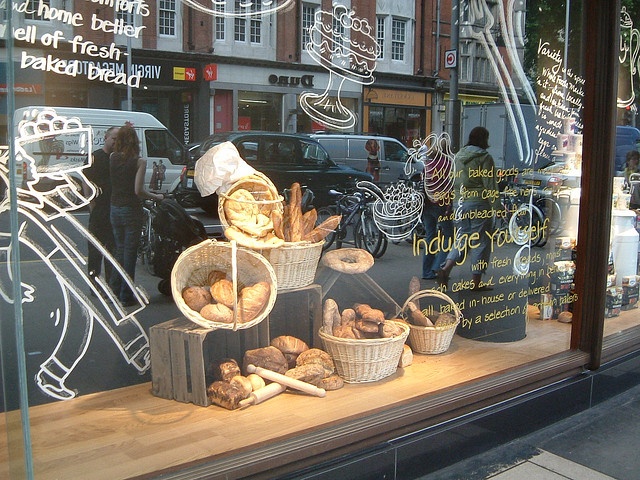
[109,124,164,306]
[84,126,119,293]
[437,126,499,291]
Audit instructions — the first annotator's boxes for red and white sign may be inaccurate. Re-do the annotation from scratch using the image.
[204,64,218,81]
[444,49,457,69]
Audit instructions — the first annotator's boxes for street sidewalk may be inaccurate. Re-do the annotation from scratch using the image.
[420,383,640,480]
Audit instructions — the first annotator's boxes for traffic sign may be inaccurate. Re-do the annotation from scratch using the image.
[444,49,457,69]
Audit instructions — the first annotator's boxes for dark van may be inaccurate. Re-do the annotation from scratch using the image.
[310,133,416,184]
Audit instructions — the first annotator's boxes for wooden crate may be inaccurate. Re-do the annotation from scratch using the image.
[149,317,268,406]
[267,284,323,348]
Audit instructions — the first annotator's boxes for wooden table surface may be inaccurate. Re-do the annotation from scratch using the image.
[1,312,637,479]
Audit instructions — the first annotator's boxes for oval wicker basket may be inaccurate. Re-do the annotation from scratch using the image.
[171,239,278,330]
[319,320,410,383]
[263,240,324,291]
[401,289,462,354]
[218,172,284,235]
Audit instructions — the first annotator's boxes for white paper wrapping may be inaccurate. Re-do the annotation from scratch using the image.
[194,141,256,196]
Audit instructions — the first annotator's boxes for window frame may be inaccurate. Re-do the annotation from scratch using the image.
[377,16,386,61]
[391,17,406,62]
[158,0,177,37]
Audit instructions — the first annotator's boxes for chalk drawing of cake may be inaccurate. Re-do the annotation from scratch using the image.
[301,5,380,130]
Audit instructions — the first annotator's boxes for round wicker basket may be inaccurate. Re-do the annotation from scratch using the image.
[171,239,277,330]
[263,240,324,291]
[319,321,410,383]
[218,172,284,234]
[401,289,461,354]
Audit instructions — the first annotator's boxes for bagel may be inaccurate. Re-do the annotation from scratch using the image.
[322,248,374,274]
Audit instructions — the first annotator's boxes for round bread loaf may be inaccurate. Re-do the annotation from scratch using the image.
[210,278,236,308]
[200,303,234,323]
[182,286,212,312]
[296,348,335,375]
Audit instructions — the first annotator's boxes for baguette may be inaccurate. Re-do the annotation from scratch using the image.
[271,209,285,240]
[303,215,341,242]
[301,208,318,236]
[288,182,303,242]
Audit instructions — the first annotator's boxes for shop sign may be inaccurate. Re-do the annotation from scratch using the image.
[173,67,197,82]
[366,88,427,107]
[204,64,218,81]
[268,74,314,88]
[0,83,42,94]
[182,102,191,145]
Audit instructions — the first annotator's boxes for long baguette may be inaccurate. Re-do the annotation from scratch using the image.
[303,215,341,243]
[288,183,303,241]
[301,208,318,236]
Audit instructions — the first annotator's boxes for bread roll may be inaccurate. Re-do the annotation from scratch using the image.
[210,278,235,309]
[207,270,227,285]
[557,311,573,323]
[230,375,253,396]
[435,312,457,327]
[233,213,273,238]
[323,298,341,332]
[225,226,285,249]
[237,281,270,323]
[243,346,289,375]
[270,335,309,355]
[285,364,326,386]
[380,321,405,338]
[224,188,259,222]
[182,286,212,312]
[398,344,413,368]
[332,324,357,339]
[200,303,234,323]
[318,374,344,391]
[354,304,385,323]
[210,358,241,382]
[296,348,334,375]
[271,336,309,368]
[355,319,380,333]
[246,373,266,391]
[341,308,356,325]
[207,381,248,410]
[407,302,434,326]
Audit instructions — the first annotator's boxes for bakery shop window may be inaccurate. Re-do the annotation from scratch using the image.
[604,4,640,339]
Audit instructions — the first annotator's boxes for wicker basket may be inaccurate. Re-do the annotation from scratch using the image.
[171,239,277,330]
[264,240,324,291]
[218,172,284,236]
[401,289,461,354]
[319,321,410,383]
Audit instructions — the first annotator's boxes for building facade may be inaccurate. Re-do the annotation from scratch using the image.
[2,1,640,479]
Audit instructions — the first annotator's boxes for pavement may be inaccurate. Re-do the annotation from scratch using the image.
[419,383,640,480]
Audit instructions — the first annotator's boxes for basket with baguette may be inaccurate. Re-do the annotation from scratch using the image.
[401,288,461,354]
[220,175,340,290]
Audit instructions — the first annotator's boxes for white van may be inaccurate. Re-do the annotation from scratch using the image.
[13,106,187,194]
[310,133,418,184]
